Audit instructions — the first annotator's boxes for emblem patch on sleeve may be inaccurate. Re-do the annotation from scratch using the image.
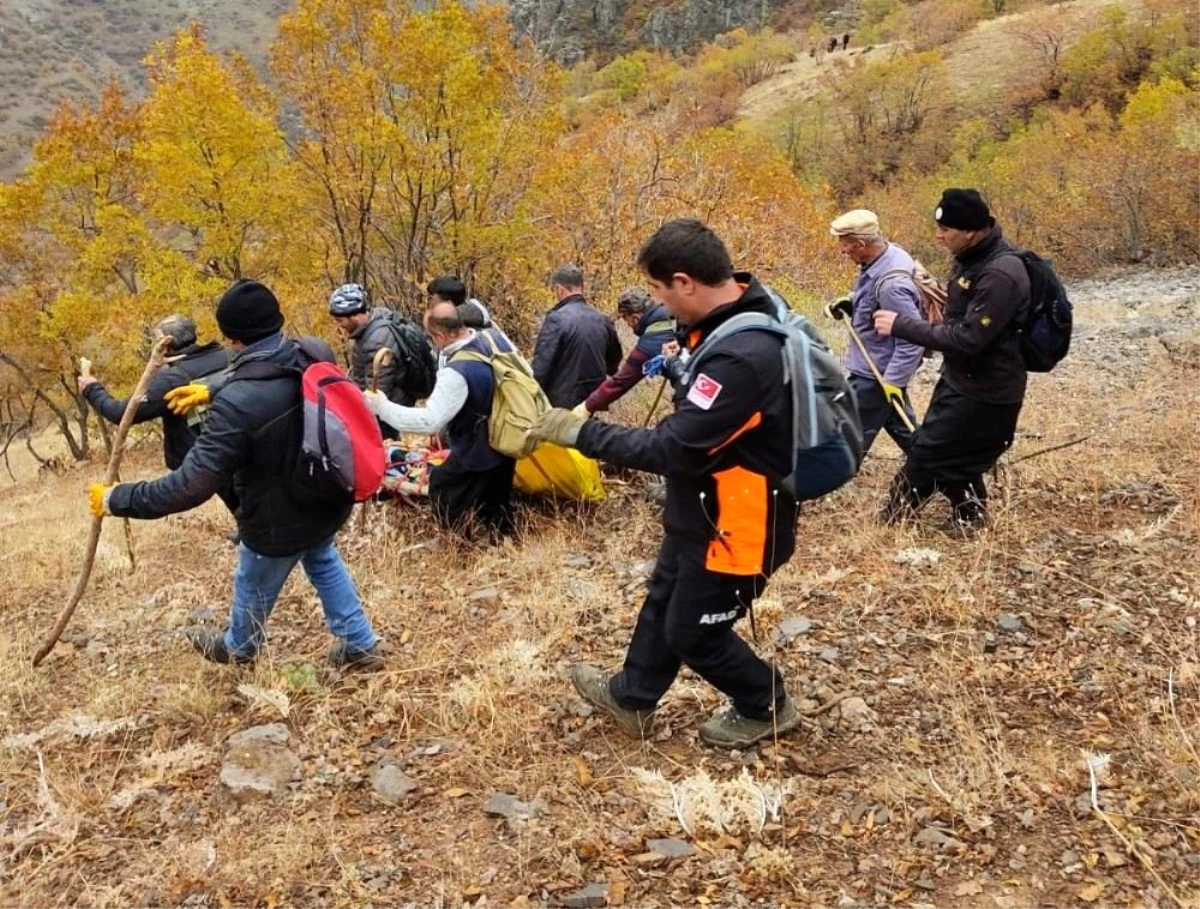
[687,373,724,410]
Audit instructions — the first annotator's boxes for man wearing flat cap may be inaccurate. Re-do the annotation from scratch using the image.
[826,208,924,455]
[872,188,1030,534]
[88,280,382,669]
[575,288,676,416]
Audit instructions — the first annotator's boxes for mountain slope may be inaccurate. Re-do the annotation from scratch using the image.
[0,0,286,179]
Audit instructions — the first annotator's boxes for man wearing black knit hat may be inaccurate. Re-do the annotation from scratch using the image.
[88,280,381,668]
[872,188,1031,534]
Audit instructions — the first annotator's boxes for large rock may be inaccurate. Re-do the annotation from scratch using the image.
[220,724,301,798]
[1159,331,1200,368]
[371,761,418,805]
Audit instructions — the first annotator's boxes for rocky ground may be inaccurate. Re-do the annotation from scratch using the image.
[0,268,1196,908]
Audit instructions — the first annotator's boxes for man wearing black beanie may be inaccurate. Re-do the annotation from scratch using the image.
[872,188,1031,534]
[88,279,382,669]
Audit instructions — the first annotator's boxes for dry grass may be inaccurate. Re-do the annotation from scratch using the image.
[1,288,1197,908]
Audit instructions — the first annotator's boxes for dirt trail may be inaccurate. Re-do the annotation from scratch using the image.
[736,0,1141,124]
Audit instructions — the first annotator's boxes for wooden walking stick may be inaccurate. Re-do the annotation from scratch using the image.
[371,347,394,393]
[357,347,395,533]
[33,336,172,667]
[81,356,136,570]
[641,378,668,428]
[844,321,917,433]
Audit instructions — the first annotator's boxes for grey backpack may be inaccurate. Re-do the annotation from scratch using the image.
[681,290,864,501]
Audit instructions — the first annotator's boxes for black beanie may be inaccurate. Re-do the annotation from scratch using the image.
[934,188,993,231]
[216,280,284,343]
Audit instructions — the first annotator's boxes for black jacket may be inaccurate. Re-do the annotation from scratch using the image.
[891,226,1030,405]
[83,341,228,469]
[108,335,352,557]
[348,308,417,406]
[531,294,622,408]
[577,277,798,577]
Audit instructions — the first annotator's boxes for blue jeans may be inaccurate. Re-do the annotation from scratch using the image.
[223,538,376,659]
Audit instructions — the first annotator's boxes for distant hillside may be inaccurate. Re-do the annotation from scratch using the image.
[0,0,286,180]
[0,0,852,180]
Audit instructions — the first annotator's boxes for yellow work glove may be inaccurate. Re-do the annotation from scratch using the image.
[571,401,591,418]
[881,382,905,407]
[528,408,587,449]
[165,383,210,416]
[88,483,113,518]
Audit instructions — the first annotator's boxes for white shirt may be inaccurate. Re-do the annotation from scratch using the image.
[367,332,474,435]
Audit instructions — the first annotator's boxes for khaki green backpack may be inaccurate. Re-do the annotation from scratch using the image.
[451,331,549,459]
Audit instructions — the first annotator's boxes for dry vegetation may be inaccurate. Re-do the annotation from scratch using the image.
[0,275,1196,907]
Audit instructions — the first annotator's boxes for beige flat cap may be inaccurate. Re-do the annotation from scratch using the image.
[830,209,881,237]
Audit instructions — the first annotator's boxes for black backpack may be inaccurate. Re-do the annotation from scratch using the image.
[1012,250,1072,372]
[381,310,438,398]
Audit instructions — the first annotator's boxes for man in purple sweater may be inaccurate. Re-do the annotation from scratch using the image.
[825,209,924,454]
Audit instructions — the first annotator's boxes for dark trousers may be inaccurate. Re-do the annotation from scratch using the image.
[882,379,1022,525]
[610,535,786,720]
[849,373,916,455]
[428,456,516,537]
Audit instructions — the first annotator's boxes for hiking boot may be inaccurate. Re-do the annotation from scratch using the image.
[186,627,253,665]
[699,696,800,749]
[570,664,655,739]
[328,641,384,671]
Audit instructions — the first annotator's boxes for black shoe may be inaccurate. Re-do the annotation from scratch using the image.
[186,627,253,665]
[328,641,384,671]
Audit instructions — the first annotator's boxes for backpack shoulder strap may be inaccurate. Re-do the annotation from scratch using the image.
[871,268,921,312]
[682,312,787,384]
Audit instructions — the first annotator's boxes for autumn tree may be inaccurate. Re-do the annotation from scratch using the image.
[0,83,159,460]
[137,23,306,290]
[272,0,563,315]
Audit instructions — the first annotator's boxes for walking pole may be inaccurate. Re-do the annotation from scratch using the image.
[359,348,396,532]
[641,378,668,428]
[33,336,172,667]
[844,321,916,433]
[371,348,394,393]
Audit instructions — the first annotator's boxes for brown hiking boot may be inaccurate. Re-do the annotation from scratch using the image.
[327,641,384,671]
[570,664,655,739]
[699,696,800,749]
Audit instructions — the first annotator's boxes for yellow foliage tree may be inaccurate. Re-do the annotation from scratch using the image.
[138,23,306,291]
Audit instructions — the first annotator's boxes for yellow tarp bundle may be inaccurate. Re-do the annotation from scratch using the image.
[514,443,606,503]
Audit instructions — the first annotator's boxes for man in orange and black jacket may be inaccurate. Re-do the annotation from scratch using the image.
[527,218,801,749]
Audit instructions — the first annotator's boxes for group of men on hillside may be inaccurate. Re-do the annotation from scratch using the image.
[84,187,1033,748]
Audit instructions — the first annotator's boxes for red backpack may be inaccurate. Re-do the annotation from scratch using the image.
[298,360,386,502]
[240,339,385,504]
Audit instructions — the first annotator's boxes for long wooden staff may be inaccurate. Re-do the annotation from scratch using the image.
[81,356,135,570]
[371,347,394,393]
[357,347,395,533]
[641,378,668,428]
[33,336,171,667]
